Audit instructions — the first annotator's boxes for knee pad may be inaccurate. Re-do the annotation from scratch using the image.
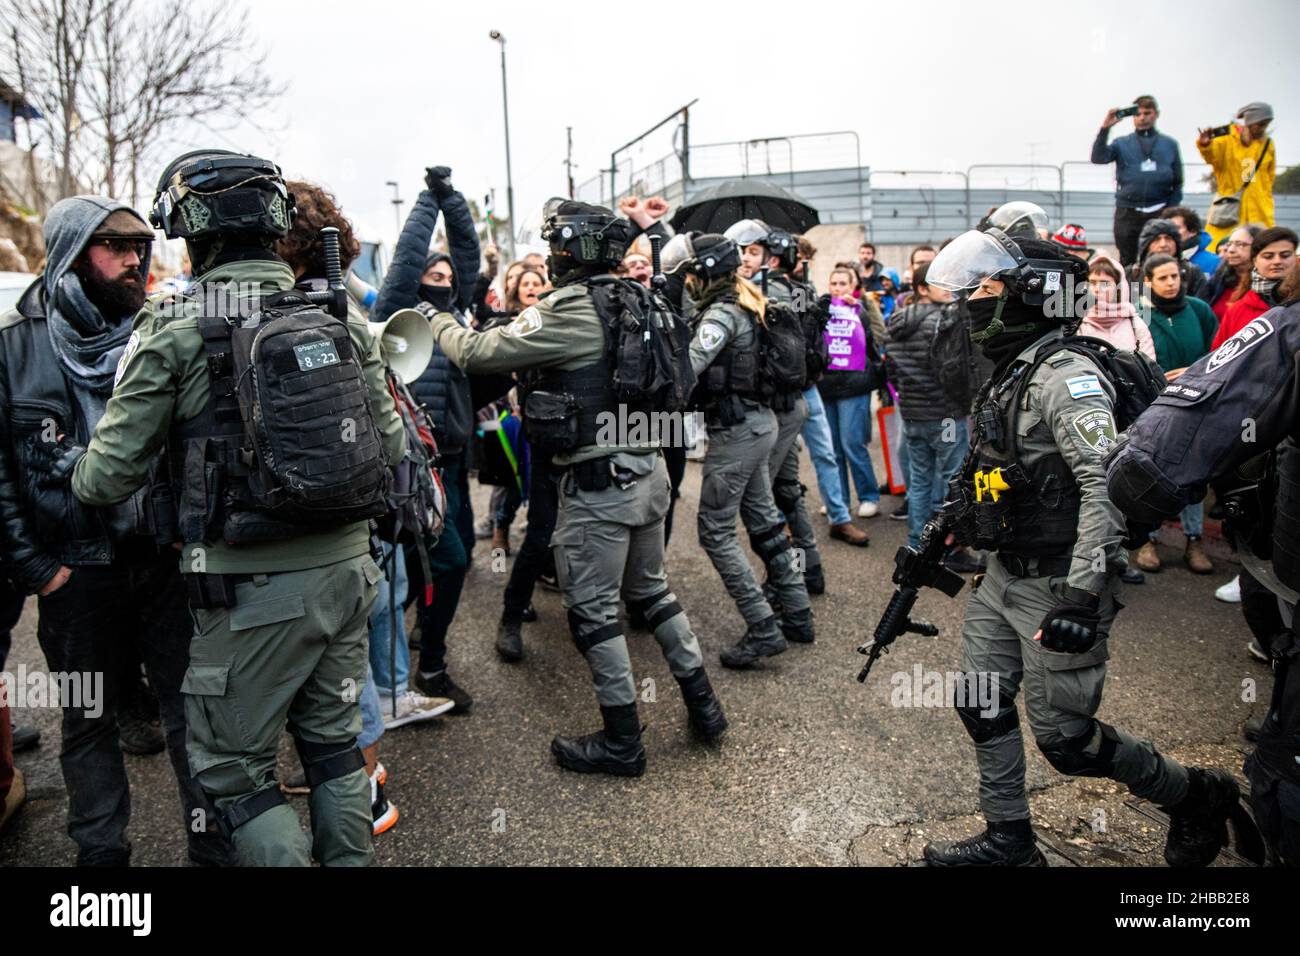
[1036,720,1120,777]
[568,611,623,655]
[957,698,1020,744]
[294,737,366,790]
[773,479,803,514]
[748,523,792,564]
[219,785,288,836]
[626,589,684,631]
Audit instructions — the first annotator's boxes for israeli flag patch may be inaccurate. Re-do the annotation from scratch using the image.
[1065,374,1104,399]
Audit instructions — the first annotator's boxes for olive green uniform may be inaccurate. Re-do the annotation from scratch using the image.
[71,259,405,866]
[959,330,1188,821]
[426,285,704,709]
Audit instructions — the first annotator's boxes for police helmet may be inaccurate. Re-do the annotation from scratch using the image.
[927,227,1086,305]
[150,149,294,242]
[977,200,1050,240]
[722,218,772,248]
[660,232,741,280]
[539,198,631,269]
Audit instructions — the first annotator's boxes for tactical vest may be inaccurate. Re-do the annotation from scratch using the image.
[517,280,659,455]
[697,296,762,403]
[966,359,1081,557]
[168,291,390,546]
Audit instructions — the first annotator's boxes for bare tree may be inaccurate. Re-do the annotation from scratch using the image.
[3,0,284,211]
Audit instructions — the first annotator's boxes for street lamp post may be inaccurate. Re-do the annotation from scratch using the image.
[385,180,404,241]
[490,30,517,261]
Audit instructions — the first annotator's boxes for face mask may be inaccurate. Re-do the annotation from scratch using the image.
[419,283,454,311]
[966,295,1001,338]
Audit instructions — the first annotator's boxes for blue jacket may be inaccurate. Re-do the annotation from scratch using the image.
[1091,127,1183,209]
[372,188,482,455]
[1187,229,1221,277]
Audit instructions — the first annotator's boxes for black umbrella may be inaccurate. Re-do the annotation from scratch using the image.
[668,179,821,235]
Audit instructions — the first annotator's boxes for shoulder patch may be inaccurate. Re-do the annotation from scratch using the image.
[1065,374,1104,399]
[113,330,141,388]
[1206,316,1274,372]
[502,306,543,339]
[1071,407,1118,455]
[698,322,727,351]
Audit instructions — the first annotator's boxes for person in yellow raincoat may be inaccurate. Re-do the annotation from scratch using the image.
[1198,101,1276,246]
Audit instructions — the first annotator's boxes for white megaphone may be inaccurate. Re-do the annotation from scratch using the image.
[368,308,434,383]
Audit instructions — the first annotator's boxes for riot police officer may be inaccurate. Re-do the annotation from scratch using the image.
[34,150,407,866]
[918,226,1238,866]
[1107,296,1300,866]
[424,199,726,776]
[663,233,814,668]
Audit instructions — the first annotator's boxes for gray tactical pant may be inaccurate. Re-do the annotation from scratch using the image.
[186,556,380,866]
[698,406,810,627]
[769,395,821,579]
[551,453,704,707]
[960,554,1189,822]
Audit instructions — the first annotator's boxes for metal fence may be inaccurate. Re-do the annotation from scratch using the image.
[574,128,1297,246]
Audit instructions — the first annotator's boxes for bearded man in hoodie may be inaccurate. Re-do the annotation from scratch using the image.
[0,197,233,866]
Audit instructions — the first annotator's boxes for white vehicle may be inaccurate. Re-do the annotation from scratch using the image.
[0,271,36,313]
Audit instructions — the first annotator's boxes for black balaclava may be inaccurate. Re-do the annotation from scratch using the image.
[969,236,1083,368]
[419,252,458,311]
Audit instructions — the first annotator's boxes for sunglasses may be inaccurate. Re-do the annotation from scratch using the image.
[91,238,150,258]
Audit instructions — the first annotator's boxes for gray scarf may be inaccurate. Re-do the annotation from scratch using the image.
[46,271,134,437]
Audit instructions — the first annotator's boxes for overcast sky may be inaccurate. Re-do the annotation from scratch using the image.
[180,0,1299,253]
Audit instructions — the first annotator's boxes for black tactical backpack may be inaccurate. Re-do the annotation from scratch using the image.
[589,276,697,413]
[757,299,809,396]
[228,290,391,527]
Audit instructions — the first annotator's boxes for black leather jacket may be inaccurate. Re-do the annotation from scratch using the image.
[0,280,152,591]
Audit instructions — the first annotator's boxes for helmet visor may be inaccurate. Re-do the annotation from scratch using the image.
[926,230,1021,291]
[659,233,695,275]
[722,218,770,247]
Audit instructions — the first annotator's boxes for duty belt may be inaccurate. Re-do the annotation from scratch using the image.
[997,553,1072,578]
[561,457,642,494]
[185,571,263,609]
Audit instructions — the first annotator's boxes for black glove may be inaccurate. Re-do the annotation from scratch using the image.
[28,435,86,488]
[1037,587,1102,654]
[424,166,454,198]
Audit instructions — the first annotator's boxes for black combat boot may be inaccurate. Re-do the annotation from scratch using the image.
[719,616,788,669]
[804,564,826,596]
[1162,767,1239,867]
[779,608,815,644]
[675,668,728,742]
[495,614,523,663]
[550,703,646,777]
[923,818,1046,866]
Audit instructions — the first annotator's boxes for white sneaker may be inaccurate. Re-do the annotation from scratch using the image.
[857,501,880,519]
[378,690,454,730]
[1215,575,1241,604]
[818,505,828,516]
[370,768,398,836]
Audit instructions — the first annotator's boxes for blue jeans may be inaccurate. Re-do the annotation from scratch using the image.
[1151,499,1204,540]
[369,541,410,696]
[823,392,880,508]
[904,417,970,548]
[802,386,852,524]
[357,665,384,751]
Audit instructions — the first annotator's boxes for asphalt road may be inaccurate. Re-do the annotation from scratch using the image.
[0,446,1271,866]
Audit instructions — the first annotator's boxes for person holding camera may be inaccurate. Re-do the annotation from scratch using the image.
[1198,102,1277,248]
[1091,95,1184,268]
